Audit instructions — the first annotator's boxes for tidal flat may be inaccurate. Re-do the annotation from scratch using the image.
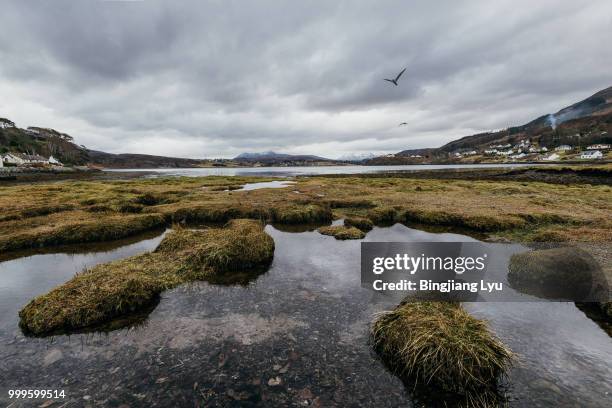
[1,170,611,406]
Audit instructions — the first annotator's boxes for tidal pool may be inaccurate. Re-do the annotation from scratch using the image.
[236,180,296,191]
[0,224,610,407]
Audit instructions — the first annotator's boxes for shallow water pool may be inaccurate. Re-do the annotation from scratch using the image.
[0,224,610,407]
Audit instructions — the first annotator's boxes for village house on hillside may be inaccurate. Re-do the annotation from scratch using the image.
[580,150,603,160]
[542,153,560,161]
[586,144,610,150]
[1,153,63,167]
[555,145,573,152]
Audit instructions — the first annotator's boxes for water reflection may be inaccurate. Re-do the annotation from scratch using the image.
[0,224,610,407]
[0,230,167,331]
[237,180,296,191]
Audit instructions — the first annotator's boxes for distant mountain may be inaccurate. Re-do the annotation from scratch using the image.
[337,152,378,161]
[367,86,612,164]
[87,150,208,169]
[234,151,331,163]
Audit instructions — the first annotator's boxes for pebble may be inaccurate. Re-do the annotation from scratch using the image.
[268,376,282,386]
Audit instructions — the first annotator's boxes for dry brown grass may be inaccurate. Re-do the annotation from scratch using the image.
[18,219,274,335]
[318,225,365,240]
[371,302,514,394]
[0,173,610,256]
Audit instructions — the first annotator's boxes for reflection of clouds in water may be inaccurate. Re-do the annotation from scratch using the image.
[0,231,166,330]
[0,223,611,407]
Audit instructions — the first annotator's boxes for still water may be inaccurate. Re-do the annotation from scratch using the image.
[107,163,542,177]
[0,224,610,407]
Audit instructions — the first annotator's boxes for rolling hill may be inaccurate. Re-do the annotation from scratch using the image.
[367,86,612,164]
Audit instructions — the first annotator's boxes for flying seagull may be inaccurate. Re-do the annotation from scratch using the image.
[398,122,408,126]
[383,68,406,86]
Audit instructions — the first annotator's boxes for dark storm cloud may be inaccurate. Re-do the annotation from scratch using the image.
[0,0,610,158]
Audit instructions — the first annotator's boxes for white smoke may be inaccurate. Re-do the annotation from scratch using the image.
[548,114,557,130]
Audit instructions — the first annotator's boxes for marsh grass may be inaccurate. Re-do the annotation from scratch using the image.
[367,206,401,225]
[317,225,365,240]
[371,302,514,394]
[270,204,332,224]
[508,247,608,300]
[0,213,165,252]
[18,219,274,335]
[402,209,525,232]
[344,216,374,232]
[0,172,610,255]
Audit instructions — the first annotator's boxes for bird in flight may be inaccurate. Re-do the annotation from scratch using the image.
[383,68,406,86]
[398,122,408,126]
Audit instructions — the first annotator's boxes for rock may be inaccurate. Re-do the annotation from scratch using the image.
[297,388,314,399]
[532,378,562,394]
[43,349,63,367]
[267,376,282,386]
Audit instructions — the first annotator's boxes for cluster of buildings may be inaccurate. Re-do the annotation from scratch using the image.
[0,153,62,168]
[453,138,609,161]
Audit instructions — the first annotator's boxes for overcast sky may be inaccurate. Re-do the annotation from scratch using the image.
[0,0,611,159]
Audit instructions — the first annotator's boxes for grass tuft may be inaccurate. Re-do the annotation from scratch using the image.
[403,209,525,232]
[344,216,374,232]
[270,204,332,224]
[0,213,165,253]
[371,302,513,394]
[508,247,607,300]
[367,206,400,225]
[18,219,274,335]
[318,225,365,240]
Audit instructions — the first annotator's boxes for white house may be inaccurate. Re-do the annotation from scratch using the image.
[497,150,514,156]
[0,157,3,168]
[48,155,63,166]
[2,153,50,166]
[484,149,497,155]
[510,153,527,159]
[555,145,573,152]
[586,144,610,150]
[2,153,26,165]
[540,147,548,152]
[542,153,560,161]
[580,150,603,160]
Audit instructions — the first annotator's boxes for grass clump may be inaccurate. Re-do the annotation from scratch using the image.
[318,225,365,240]
[270,204,332,224]
[508,247,607,300]
[19,219,274,335]
[403,209,525,232]
[371,302,513,394]
[325,199,375,209]
[160,203,269,223]
[367,206,400,225]
[344,216,373,232]
[0,213,165,253]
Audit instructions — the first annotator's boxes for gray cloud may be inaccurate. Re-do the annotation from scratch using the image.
[0,0,610,158]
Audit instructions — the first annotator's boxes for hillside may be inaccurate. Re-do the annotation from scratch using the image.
[86,151,210,169]
[234,151,331,164]
[367,86,612,164]
[0,120,212,168]
[0,123,89,166]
